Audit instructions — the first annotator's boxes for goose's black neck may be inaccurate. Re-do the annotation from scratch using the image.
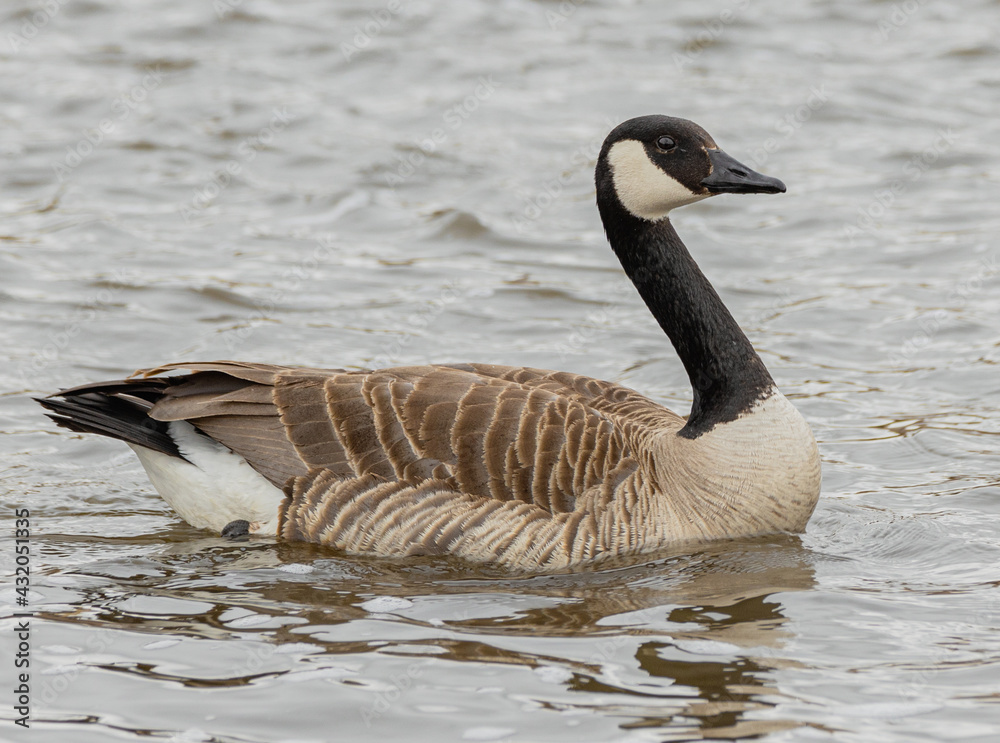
[599,198,774,438]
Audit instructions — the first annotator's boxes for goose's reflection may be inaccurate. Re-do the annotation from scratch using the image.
[51,532,817,738]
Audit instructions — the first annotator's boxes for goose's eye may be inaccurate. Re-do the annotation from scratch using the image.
[655,135,676,152]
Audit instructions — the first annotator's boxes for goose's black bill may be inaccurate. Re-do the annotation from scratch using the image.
[700,149,786,194]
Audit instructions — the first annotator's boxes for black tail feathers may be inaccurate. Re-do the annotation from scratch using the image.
[37,383,184,459]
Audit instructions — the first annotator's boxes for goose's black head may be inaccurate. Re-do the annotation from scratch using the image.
[596,115,785,223]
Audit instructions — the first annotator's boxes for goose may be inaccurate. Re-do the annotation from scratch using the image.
[38,115,821,570]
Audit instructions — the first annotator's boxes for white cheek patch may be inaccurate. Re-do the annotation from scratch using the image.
[607,139,710,221]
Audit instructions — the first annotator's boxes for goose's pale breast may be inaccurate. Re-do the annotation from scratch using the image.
[640,389,822,544]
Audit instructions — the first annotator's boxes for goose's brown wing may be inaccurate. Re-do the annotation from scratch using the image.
[136,360,682,514]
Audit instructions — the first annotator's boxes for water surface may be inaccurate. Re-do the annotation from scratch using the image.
[2,0,1000,741]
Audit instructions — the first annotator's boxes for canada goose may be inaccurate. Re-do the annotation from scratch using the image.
[38,115,821,570]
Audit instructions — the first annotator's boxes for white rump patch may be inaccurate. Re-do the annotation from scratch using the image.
[607,139,710,221]
[129,421,283,535]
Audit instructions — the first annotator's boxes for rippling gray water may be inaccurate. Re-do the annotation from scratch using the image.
[3,0,1000,741]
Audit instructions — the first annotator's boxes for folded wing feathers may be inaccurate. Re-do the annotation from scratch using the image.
[276,377,354,476]
[193,414,306,486]
[135,360,295,385]
[116,359,677,565]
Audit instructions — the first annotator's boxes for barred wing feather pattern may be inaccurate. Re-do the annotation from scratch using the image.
[136,361,685,567]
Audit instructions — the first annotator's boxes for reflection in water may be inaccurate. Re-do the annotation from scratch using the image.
[36,533,816,737]
[636,595,797,738]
